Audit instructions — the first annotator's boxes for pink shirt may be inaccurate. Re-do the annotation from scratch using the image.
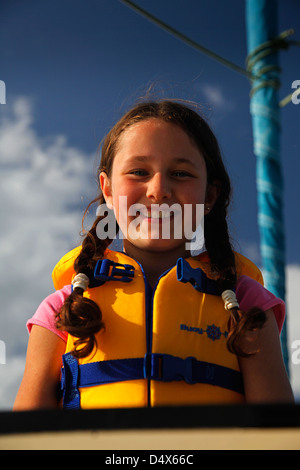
[27,275,285,342]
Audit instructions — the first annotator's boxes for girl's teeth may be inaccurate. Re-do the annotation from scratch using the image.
[147,211,170,219]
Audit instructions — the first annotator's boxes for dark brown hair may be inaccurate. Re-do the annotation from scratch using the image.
[56,100,266,358]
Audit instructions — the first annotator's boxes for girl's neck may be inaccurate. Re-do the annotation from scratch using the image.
[123,241,190,288]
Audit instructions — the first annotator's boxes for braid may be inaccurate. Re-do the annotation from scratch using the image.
[204,204,236,289]
[56,195,116,358]
[204,203,267,357]
[185,109,268,357]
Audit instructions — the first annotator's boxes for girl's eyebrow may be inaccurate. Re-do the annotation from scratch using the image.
[126,155,198,168]
[126,155,151,163]
[172,157,198,168]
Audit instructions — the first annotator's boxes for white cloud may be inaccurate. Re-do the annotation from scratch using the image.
[0,97,97,408]
[200,83,235,111]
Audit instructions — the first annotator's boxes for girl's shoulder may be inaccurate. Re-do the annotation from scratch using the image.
[27,285,72,342]
[197,251,284,332]
[52,246,82,290]
[197,251,264,284]
[236,275,285,333]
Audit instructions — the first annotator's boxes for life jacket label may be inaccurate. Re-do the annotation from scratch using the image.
[180,323,228,341]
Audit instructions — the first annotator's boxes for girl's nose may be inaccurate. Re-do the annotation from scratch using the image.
[146,172,172,202]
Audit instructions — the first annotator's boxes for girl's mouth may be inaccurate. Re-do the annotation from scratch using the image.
[125,203,186,240]
[137,207,178,223]
[145,209,173,220]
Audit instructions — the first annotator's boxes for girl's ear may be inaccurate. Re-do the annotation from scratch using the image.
[205,180,221,215]
[100,172,113,210]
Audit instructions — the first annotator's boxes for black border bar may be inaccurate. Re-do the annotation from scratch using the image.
[0,404,300,436]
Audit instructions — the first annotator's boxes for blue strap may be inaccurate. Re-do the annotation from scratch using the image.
[61,353,81,409]
[89,258,222,295]
[176,258,222,295]
[143,353,244,394]
[76,357,144,386]
[61,353,244,408]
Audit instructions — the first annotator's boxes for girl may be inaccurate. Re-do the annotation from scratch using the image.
[14,100,294,409]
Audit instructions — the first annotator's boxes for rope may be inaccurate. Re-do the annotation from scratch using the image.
[246,29,296,102]
[120,0,251,78]
[120,0,299,108]
[246,29,295,66]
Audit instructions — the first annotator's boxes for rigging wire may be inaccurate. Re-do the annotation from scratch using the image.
[119,0,299,108]
[120,0,251,78]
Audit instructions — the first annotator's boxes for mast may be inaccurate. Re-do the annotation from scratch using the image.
[245,0,289,373]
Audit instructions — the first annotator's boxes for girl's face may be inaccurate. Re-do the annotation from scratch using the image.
[100,118,217,257]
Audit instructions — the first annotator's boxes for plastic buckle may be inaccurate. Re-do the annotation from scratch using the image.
[143,353,197,384]
[143,353,160,381]
[162,355,197,384]
[177,258,205,291]
[94,259,135,283]
[176,258,221,296]
[183,356,197,385]
[159,354,182,382]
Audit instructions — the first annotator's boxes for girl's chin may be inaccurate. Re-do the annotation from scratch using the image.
[124,236,188,254]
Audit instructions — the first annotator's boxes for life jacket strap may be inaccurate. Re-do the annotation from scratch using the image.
[143,353,243,392]
[91,259,135,287]
[61,353,244,409]
[85,259,135,289]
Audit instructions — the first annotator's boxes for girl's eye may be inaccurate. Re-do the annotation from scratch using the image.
[129,169,148,176]
[171,170,192,178]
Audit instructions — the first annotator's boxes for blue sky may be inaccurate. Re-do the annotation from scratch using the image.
[0,0,299,407]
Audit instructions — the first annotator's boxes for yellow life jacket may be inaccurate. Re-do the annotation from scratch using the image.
[53,248,263,409]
